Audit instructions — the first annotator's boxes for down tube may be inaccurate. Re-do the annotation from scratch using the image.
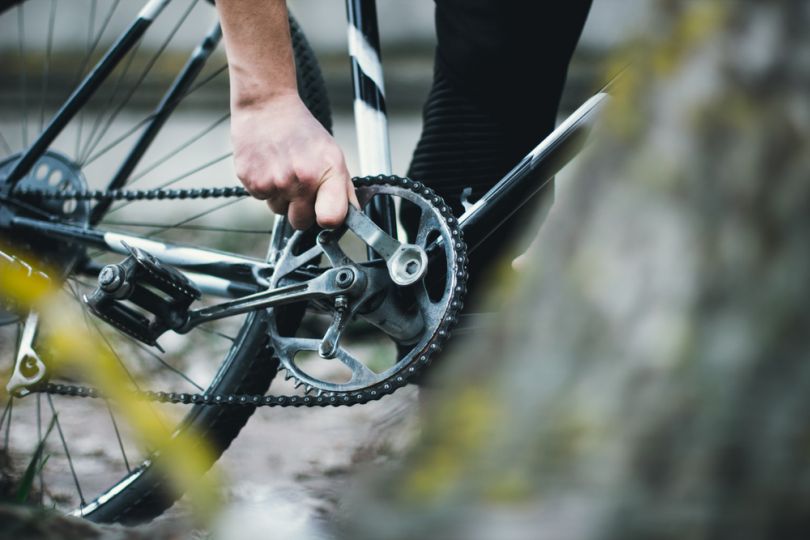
[459,93,610,253]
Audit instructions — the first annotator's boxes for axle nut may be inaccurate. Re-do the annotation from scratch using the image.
[335,269,355,289]
[98,264,124,293]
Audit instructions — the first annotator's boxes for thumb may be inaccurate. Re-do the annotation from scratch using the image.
[347,178,360,209]
[314,170,350,229]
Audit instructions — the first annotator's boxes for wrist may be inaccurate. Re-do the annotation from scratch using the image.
[231,81,299,111]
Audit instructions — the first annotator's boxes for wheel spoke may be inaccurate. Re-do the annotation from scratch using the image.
[104,151,234,217]
[101,221,270,234]
[125,338,204,392]
[146,197,245,239]
[38,0,57,131]
[144,151,233,188]
[67,281,142,391]
[75,0,118,158]
[80,114,156,167]
[185,62,229,98]
[105,399,131,473]
[83,109,228,168]
[197,324,235,343]
[0,397,12,451]
[0,131,12,156]
[46,394,85,506]
[79,0,202,164]
[36,393,45,503]
[17,4,28,146]
[69,278,203,390]
[77,38,144,165]
[116,112,230,183]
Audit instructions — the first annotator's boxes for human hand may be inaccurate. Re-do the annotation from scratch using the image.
[231,92,358,230]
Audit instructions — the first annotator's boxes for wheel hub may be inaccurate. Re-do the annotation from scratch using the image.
[0,151,90,324]
[0,150,90,274]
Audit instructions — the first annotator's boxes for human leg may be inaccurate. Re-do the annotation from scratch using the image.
[406,0,593,300]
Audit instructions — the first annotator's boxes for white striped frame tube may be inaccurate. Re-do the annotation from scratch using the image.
[345,0,397,238]
[345,0,392,177]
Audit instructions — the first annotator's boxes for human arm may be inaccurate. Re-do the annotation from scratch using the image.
[216,0,357,229]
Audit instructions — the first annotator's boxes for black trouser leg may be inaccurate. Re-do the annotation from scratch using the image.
[406,0,593,302]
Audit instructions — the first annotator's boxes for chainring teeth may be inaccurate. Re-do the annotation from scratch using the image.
[267,174,468,403]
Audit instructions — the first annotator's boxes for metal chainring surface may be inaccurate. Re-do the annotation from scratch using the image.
[267,175,467,395]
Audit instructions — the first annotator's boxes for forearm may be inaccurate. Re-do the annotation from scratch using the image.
[216,0,297,108]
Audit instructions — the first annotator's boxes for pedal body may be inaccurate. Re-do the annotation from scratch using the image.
[85,246,200,347]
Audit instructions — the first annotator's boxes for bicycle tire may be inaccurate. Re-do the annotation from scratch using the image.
[0,3,331,524]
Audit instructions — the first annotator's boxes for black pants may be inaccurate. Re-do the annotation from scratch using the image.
[406,0,593,301]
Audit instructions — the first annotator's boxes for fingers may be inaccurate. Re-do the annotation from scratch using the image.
[245,165,354,231]
[287,197,316,230]
[314,173,349,229]
[266,198,288,216]
[347,181,360,209]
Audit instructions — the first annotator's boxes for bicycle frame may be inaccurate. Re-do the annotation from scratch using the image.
[3,0,608,298]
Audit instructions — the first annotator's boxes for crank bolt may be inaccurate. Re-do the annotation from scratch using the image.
[334,295,349,311]
[335,269,355,289]
[98,264,125,293]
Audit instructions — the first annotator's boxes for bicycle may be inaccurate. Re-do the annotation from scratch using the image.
[0,0,607,524]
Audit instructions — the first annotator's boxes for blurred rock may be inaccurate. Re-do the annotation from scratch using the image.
[211,497,329,540]
[336,1,810,539]
[0,504,189,540]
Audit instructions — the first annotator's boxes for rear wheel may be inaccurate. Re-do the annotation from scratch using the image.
[0,1,329,523]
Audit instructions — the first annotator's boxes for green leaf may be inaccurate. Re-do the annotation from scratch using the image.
[15,415,56,504]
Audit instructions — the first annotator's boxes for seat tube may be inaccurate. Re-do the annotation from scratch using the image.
[345,0,397,237]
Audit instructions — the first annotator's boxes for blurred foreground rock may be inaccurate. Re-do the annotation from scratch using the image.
[0,504,187,540]
[338,2,810,539]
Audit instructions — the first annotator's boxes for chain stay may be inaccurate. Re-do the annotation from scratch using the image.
[19,175,468,408]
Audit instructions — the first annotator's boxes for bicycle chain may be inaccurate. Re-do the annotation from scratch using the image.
[12,175,467,408]
[12,184,250,202]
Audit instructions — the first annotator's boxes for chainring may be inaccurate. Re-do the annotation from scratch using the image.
[10,175,467,407]
[267,175,467,396]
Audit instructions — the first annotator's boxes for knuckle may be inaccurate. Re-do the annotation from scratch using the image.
[235,163,250,181]
[241,178,265,198]
[323,146,345,168]
[273,172,296,193]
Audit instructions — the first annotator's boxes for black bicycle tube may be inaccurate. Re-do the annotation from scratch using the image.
[5,0,173,188]
[10,215,271,295]
[459,93,610,253]
[345,0,397,240]
[91,22,222,225]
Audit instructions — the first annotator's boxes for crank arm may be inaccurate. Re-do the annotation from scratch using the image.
[344,205,428,286]
[180,266,366,332]
[6,311,47,396]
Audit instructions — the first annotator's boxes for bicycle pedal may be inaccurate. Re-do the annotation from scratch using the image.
[84,245,200,348]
